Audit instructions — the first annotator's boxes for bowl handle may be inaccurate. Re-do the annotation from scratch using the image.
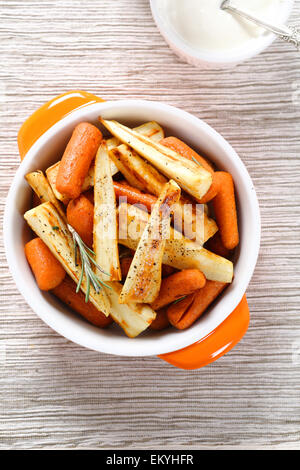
[158,294,249,370]
[18,90,104,160]
[18,90,250,370]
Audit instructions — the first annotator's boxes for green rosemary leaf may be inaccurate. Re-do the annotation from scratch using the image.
[172,295,187,305]
[85,267,91,303]
[73,238,77,266]
[86,252,111,278]
[80,240,96,256]
[96,277,112,290]
[76,263,84,293]
[191,156,201,166]
[67,223,111,302]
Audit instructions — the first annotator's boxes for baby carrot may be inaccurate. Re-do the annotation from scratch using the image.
[92,179,157,211]
[56,122,102,199]
[212,172,239,250]
[67,194,94,248]
[168,281,227,330]
[149,308,170,331]
[114,181,157,212]
[160,136,214,174]
[151,269,206,311]
[167,294,196,326]
[160,136,223,204]
[25,237,66,291]
[205,232,231,259]
[52,276,112,328]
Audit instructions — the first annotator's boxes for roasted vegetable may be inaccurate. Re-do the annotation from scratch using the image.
[25,170,66,221]
[167,280,227,330]
[151,269,206,311]
[109,143,167,196]
[109,142,217,244]
[93,142,121,281]
[135,121,164,142]
[45,121,163,203]
[25,237,66,291]
[103,282,156,338]
[118,203,233,284]
[46,154,118,204]
[55,122,103,200]
[24,202,111,317]
[119,180,181,304]
[99,119,212,200]
[52,276,113,328]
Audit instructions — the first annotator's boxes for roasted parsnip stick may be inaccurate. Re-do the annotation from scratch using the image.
[109,143,217,244]
[99,118,212,200]
[134,121,165,142]
[109,144,167,196]
[25,170,66,221]
[119,180,181,304]
[118,203,233,284]
[93,142,121,281]
[104,282,156,338]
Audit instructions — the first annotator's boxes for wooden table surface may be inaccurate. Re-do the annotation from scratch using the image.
[0,0,300,450]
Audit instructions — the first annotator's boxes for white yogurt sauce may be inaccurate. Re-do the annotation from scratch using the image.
[157,0,284,52]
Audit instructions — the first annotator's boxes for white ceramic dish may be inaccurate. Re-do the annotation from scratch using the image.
[4,99,260,358]
[150,0,294,68]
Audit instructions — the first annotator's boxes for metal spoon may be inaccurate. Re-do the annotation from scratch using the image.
[221,0,300,49]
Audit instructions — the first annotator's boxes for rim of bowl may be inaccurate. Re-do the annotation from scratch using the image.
[150,0,294,66]
[4,99,261,356]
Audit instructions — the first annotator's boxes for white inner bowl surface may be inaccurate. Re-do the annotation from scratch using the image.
[4,100,260,356]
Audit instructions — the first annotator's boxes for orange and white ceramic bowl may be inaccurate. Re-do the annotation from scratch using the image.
[4,91,260,369]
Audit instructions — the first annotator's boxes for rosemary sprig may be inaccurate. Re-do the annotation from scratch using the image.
[172,295,187,305]
[68,224,111,303]
[191,156,201,166]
